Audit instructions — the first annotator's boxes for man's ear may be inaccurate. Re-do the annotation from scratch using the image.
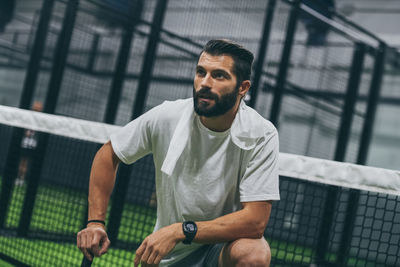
[239,80,251,97]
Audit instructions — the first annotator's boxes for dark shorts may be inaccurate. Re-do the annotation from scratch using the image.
[20,147,36,157]
[169,243,224,267]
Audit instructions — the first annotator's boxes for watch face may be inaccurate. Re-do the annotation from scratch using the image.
[186,223,195,232]
[183,221,197,244]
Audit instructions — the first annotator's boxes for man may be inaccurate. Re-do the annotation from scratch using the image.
[77,39,280,267]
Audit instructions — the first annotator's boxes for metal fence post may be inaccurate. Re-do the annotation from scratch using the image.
[269,0,301,128]
[103,1,144,124]
[0,0,54,229]
[103,29,134,123]
[107,0,169,244]
[131,0,169,120]
[357,44,386,165]
[334,44,367,162]
[336,43,387,266]
[20,0,55,110]
[249,0,277,108]
[17,0,79,237]
[316,42,367,265]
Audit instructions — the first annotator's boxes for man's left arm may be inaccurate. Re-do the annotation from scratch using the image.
[135,128,279,266]
[134,201,271,266]
[195,201,271,242]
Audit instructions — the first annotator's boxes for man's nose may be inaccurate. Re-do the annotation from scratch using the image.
[200,74,213,88]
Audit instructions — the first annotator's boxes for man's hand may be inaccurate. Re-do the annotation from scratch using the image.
[77,223,111,261]
[134,223,184,267]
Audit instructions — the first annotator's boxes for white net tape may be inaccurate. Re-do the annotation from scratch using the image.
[1,104,399,196]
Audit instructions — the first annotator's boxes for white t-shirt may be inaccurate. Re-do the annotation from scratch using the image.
[110,98,280,266]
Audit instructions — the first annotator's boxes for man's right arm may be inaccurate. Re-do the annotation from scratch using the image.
[77,141,120,260]
[88,141,120,221]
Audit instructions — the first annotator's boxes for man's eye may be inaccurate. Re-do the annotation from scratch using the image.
[214,72,226,79]
[196,69,205,76]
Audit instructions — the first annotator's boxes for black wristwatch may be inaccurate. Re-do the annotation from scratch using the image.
[182,221,197,244]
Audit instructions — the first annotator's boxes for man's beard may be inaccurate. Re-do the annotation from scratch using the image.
[193,85,239,117]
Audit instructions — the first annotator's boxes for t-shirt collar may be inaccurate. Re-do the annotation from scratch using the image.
[161,98,263,176]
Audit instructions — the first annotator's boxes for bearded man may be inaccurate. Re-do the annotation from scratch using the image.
[77,39,280,267]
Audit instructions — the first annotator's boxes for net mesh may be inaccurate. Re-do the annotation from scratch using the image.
[0,105,399,267]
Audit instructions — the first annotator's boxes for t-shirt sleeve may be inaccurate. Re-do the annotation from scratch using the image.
[110,109,157,165]
[239,129,280,202]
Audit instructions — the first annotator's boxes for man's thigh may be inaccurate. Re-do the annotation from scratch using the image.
[218,237,271,267]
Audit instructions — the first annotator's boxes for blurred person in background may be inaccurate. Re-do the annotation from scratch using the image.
[15,101,43,186]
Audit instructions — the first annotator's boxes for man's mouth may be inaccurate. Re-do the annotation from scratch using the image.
[197,93,216,100]
[198,97,213,103]
[195,88,218,104]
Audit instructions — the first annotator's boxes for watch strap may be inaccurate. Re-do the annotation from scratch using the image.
[182,221,197,244]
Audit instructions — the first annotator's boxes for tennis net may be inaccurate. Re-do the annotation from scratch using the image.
[0,105,399,267]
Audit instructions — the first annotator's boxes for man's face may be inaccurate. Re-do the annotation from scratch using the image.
[193,52,240,117]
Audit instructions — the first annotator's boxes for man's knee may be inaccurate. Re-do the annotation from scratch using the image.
[233,250,269,267]
[220,238,271,267]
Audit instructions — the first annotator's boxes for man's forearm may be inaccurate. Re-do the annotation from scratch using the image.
[88,141,120,221]
[193,201,271,244]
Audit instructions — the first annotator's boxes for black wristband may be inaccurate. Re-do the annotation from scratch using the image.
[182,221,197,245]
[87,220,105,226]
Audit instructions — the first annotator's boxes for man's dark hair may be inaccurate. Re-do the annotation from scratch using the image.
[200,39,254,84]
